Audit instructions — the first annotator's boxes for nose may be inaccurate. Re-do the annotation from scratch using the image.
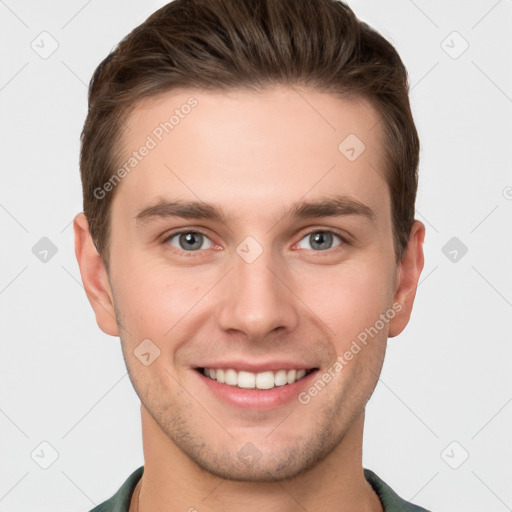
[215,245,300,341]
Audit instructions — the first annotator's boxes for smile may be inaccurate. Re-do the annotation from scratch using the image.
[199,367,316,390]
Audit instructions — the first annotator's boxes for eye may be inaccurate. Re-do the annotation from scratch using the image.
[296,230,345,251]
[164,231,213,252]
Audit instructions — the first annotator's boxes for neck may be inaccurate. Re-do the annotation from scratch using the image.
[133,405,382,512]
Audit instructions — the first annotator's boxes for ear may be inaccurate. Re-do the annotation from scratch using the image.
[73,213,119,336]
[388,220,425,338]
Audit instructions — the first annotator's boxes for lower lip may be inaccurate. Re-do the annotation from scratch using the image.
[194,369,319,411]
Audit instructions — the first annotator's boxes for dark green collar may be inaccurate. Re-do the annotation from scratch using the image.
[90,466,430,512]
[364,468,431,511]
[89,466,143,512]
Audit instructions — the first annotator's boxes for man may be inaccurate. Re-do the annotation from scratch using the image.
[74,0,428,510]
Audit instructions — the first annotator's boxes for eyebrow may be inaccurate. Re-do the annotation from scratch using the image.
[134,195,376,226]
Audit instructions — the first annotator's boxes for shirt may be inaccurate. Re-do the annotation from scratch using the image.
[89,466,431,512]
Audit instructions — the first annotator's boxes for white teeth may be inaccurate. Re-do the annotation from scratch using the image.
[296,369,306,380]
[237,371,256,389]
[256,371,274,389]
[201,367,312,389]
[225,369,238,386]
[274,369,288,386]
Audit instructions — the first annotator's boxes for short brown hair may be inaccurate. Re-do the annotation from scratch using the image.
[80,0,419,270]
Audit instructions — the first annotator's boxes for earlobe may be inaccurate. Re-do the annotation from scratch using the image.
[73,213,119,337]
[388,220,426,338]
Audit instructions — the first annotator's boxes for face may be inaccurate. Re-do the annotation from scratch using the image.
[75,85,424,482]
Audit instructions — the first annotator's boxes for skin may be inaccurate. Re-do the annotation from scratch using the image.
[74,85,425,512]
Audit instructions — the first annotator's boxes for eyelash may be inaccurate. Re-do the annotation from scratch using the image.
[161,228,349,256]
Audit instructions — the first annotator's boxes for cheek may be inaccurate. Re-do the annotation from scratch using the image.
[111,255,204,340]
[298,260,393,340]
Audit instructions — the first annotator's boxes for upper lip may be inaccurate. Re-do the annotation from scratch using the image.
[194,361,318,373]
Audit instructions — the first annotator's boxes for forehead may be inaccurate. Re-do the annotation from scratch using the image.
[112,85,389,224]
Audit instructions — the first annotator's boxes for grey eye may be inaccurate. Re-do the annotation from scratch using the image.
[167,232,213,251]
[297,231,342,251]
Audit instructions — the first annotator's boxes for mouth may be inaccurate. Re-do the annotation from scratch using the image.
[193,366,320,410]
[195,367,318,390]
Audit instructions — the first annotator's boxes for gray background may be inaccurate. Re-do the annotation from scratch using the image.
[1,0,511,511]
